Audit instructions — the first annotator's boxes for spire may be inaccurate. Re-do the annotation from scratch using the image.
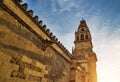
[78,18,87,29]
[81,18,85,22]
[82,18,84,20]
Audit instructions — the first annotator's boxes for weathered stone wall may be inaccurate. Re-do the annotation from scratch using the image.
[44,48,70,82]
[0,0,71,82]
[0,4,47,82]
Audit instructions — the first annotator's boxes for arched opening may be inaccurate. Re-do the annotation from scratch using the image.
[81,34,84,40]
[85,34,89,39]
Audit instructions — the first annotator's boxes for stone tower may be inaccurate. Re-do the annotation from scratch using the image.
[70,19,97,82]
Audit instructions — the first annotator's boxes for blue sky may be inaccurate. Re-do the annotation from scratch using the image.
[22,0,120,82]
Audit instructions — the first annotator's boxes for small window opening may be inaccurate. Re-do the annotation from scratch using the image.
[81,34,84,40]
[81,29,84,31]
[86,35,88,39]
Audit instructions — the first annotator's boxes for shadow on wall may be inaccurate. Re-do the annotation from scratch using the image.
[0,17,53,64]
[0,41,52,64]
[0,16,66,81]
[0,17,43,50]
[0,39,65,81]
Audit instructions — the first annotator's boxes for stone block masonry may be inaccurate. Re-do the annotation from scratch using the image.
[0,0,71,82]
[0,0,98,82]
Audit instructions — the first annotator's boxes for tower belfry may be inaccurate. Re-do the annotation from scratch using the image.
[70,19,97,82]
[73,19,93,55]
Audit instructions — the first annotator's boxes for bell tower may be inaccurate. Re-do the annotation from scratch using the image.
[71,19,97,82]
[73,19,93,55]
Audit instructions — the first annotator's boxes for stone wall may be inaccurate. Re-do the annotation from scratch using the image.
[0,0,71,82]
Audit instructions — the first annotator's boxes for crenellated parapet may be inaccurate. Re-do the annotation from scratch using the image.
[21,3,28,10]
[28,10,33,16]
[0,1,98,82]
[23,1,70,56]
[33,15,39,22]
[1,0,71,57]
[16,0,22,3]
[39,20,43,26]
[0,0,72,82]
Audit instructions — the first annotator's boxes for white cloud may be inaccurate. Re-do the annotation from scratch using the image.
[50,0,79,14]
[21,0,120,82]
[60,2,79,12]
[56,15,120,82]
[42,13,120,82]
[51,0,58,13]
[75,11,85,17]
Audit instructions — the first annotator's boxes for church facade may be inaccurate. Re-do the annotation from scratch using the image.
[0,0,97,82]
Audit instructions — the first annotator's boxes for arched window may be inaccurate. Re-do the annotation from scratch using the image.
[85,34,89,39]
[81,34,84,40]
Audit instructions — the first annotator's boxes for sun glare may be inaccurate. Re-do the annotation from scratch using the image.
[99,78,119,82]
[98,68,119,82]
